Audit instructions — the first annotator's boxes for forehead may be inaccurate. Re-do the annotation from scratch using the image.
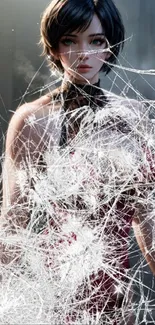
[87,14,103,33]
[69,14,103,36]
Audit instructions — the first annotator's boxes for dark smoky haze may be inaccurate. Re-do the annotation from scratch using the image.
[0,0,155,320]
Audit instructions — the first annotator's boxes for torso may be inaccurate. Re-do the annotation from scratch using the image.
[16,82,147,320]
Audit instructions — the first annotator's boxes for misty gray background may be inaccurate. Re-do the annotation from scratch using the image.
[0,0,155,322]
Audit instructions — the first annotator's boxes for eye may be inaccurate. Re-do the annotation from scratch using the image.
[91,38,107,46]
[60,39,75,46]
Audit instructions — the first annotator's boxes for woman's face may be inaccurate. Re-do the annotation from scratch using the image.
[55,14,110,84]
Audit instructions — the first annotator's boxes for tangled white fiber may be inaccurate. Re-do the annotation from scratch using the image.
[0,86,155,324]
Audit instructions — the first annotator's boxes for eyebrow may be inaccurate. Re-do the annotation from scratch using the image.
[62,33,105,38]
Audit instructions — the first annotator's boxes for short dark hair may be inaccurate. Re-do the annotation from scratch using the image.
[39,0,125,74]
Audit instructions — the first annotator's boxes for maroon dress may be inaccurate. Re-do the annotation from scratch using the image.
[37,80,154,324]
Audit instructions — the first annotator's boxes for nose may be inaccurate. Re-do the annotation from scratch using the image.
[77,43,89,61]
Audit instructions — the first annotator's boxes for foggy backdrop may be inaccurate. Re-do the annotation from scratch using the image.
[0,0,155,321]
[1,0,155,121]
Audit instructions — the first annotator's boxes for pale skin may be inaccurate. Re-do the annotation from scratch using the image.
[1,14,155,276]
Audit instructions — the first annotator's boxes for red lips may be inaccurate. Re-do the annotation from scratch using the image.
[77,65,92,68]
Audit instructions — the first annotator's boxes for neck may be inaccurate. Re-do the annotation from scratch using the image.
[61,79,101,96]
[62,72,100,88]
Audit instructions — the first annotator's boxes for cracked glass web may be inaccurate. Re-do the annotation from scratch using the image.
[0,39,155,325]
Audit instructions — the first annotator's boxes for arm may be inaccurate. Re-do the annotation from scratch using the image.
[132,147,155,276]
[131,99,155,274]
[132,214,155,275]
[2,95,51,217]
[1,95,51,263]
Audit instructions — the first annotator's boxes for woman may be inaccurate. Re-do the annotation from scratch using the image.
[1,0,155,324]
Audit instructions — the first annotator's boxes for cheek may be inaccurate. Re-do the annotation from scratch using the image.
[59,55,76,73]
[60,54,78,70]
[96,50,108,59]
[59,49,74,63]
[91,54,105,68]
[95,52,110,66]
[58,45,69,62]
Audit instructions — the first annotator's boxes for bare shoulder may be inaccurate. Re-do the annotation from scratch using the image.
[5,95,53,163]
[8,95,52,129]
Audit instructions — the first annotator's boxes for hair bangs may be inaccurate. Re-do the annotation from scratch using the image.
[53,1,94,44]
